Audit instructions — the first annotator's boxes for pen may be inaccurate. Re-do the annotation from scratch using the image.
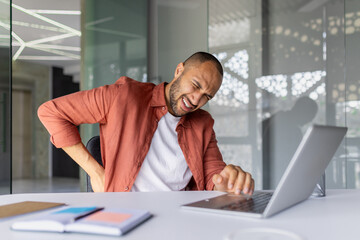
[72,207,104,222]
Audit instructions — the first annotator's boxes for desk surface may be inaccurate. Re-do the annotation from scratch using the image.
[0,190,359,240]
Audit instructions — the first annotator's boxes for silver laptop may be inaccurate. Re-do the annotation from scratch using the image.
[182,125,347,218]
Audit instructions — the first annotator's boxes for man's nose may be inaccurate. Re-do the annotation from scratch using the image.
[189,91,202,107]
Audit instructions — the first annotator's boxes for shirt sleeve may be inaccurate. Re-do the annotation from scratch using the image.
[203,129,226,191]
[38,83,121,148]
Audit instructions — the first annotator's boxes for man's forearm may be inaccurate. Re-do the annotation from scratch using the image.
[62,142,104,182]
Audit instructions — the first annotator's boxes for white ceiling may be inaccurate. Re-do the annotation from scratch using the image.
[12,0,81,75]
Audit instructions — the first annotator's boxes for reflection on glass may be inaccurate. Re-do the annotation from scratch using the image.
[82,0,148,142]
[208,0,359,189]
[262,97,318,189]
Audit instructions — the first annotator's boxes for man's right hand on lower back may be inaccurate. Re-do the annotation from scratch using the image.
[90,168,105,192]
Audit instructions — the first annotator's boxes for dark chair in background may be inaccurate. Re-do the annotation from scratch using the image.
[85,136,103,192]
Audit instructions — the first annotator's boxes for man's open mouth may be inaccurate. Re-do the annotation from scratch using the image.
[182,97,193,111]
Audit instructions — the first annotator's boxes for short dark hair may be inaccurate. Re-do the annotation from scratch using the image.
[183,51,223,76]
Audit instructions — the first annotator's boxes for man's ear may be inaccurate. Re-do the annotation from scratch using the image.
[174,62,185,78]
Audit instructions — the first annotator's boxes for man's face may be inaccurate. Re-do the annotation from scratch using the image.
[165,61,222,117]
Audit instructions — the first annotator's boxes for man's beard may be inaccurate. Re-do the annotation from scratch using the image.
[169,74,184,117]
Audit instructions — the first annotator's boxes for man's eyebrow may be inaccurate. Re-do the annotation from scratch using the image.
[193,79,202,89]
[193,79,214,99]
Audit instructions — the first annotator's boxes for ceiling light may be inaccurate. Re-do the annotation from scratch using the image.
[12,3,81,36]
[18,56,75,60]
[26,33,77,46]
[0,20,10,30]
[87,26,142,38]
[11,31,25,61]
[28,10,81,15]
[34,44,81,51]
[29,45,80,59]
[86,17,114,27]
[0,21,24,61]
[12,20,67,33]
[13,44,25,61]
[0,0,81,63]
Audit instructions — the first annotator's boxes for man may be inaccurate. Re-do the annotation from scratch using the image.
[38,52,254,195]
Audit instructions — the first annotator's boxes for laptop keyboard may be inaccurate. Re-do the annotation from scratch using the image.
[219,192,273,214]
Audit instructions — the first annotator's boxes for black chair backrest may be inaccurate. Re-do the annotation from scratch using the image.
[85,136,103,192]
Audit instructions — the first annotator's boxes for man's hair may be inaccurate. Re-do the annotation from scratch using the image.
[183,52,223,76]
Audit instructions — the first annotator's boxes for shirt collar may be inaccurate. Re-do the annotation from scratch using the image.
[150,82,167,107]
[178,114,191,128]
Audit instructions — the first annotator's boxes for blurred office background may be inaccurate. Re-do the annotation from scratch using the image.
[0,0,359,194]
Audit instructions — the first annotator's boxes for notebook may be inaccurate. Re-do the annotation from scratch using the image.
[0,201,65,220]
[182,125,347,218]
[11,206,152,236]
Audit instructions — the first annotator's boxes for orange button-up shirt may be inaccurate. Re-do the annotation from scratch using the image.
[38,77,226,192]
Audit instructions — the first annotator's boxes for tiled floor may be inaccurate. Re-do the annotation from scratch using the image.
[12,177,81,193]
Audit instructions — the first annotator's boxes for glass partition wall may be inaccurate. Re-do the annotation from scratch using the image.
[0,0,12,194]
[81,0,148,190]
[208,0,359,190]
[1,0,356,194]
[344,0,360,188]
[80,0,358,191]
[10,0,80,193]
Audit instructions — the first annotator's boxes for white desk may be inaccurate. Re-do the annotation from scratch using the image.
[0,190,359,240]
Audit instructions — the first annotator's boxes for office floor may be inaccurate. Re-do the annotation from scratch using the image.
[12,177,80,193]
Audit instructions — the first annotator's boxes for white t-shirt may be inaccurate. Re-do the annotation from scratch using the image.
[131,112,193,192]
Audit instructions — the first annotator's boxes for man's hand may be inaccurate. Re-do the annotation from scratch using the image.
[212,164,254,195]
[62,142,106,192]
[90,168,105,192]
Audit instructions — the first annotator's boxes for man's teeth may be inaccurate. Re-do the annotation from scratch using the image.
[183,97,191,108]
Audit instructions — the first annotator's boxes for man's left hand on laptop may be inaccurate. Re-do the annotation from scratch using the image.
[212,165,254,195]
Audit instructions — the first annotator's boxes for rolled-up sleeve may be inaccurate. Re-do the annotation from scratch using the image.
[203,129,226,190]
[38,83,120,148]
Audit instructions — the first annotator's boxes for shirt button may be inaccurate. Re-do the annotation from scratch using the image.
[124,187,129,191]
[162,106,165,110]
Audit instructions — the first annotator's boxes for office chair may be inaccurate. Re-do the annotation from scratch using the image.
[85,136,103,192]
